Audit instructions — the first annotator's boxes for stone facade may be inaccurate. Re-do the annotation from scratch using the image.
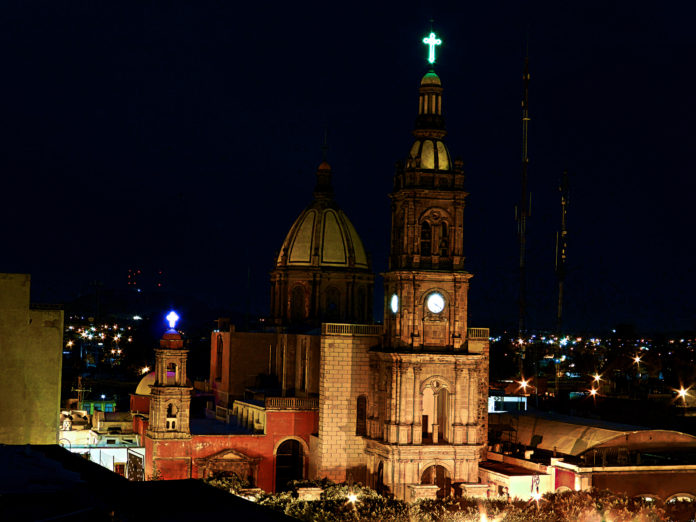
[313,325,381,483]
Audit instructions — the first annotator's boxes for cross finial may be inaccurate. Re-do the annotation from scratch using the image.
[166,310,180,329]
[422,32,442,65]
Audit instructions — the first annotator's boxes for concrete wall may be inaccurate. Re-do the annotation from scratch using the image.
[0,273,63,444]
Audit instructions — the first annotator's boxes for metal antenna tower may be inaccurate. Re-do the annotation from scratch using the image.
[515,54,531,374]
[554,170,569,396]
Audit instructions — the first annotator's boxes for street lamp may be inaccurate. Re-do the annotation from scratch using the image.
[678,387,689,414]
[593,373,601,383]
[519,379,529,393]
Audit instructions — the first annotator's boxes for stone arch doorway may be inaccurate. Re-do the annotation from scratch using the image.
[421,465,451,498]
[275,439,304,491]
[376,461,385,494]
[421,380,451,443]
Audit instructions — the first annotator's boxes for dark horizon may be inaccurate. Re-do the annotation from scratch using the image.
[2,2,695,334]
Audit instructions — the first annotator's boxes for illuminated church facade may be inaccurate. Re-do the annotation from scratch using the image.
[135,37,490,500]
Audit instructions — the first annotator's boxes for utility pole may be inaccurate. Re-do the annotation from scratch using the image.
[72,376,91,408]
[515,55,531,376]
[554,170,569,397]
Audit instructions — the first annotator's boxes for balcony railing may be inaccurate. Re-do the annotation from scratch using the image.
[264,397,319,410]
[322,323,383,336]
[468,328,489,340]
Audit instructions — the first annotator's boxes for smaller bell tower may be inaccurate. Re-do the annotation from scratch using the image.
[147,311,192,440]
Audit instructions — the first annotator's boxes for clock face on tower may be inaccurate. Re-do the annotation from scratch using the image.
[390,293,399,314]
[426,292,445,314]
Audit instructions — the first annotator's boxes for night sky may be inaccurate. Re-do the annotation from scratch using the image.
[2,2,695,334]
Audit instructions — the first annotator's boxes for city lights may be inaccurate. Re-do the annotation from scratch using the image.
[347,493,358,504]
[593,373,601,383]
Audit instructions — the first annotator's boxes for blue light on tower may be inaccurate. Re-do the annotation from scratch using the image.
[166,310,180,329]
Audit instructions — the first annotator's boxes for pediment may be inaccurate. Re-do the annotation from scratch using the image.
[195,448,261,465]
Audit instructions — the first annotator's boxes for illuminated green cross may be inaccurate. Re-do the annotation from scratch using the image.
[422,32,442,64]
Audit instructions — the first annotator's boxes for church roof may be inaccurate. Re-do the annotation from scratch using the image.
[276,162,370,270]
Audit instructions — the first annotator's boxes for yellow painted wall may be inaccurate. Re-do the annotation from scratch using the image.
[0,273,63,444]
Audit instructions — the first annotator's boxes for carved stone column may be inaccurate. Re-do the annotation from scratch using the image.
[398,364,411,444]
[367,360,378,438]
[387,363,399,443]
[452,365,466,444]
[412,365,423,444]
[467,368,479,444]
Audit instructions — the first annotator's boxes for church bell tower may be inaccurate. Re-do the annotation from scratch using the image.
[383,65,470,350]
[364,32,489,500]
[146,311,193,440]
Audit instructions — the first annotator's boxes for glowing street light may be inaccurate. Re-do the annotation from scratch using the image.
[347,493,358,504]
[634,355,642,365]
[679,387,688,399]
[593,373,601,383]
[589,388,597,397]
[141,366,150,375]
[519,379,529,394]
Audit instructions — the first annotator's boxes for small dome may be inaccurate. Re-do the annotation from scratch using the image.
[408,138,451,170]
[135,371,157,396]
[134,371,191,395]
[421,71,441,86]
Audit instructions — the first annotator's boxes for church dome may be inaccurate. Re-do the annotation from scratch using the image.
[276,162,369,270]
[276,203,369,269]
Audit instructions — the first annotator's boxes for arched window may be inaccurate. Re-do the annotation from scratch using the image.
[166,362,177,385]
[357,286,366,322]
[215,334,223,380]
[420,222,431,256]
[439,223,449,256]
[325,287,340,321]
[290,286,305,322]
[356,395,367,436]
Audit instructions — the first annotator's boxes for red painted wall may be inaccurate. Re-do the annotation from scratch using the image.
[145,409,318,492]
[130,394,150,414]
[592,471,696,500]
[555,468,575,490]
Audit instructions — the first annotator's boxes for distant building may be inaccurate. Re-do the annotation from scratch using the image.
[0,273,63,444]
[486,411,696,501]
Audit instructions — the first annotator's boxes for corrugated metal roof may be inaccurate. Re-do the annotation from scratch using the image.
[490,412,696,457]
